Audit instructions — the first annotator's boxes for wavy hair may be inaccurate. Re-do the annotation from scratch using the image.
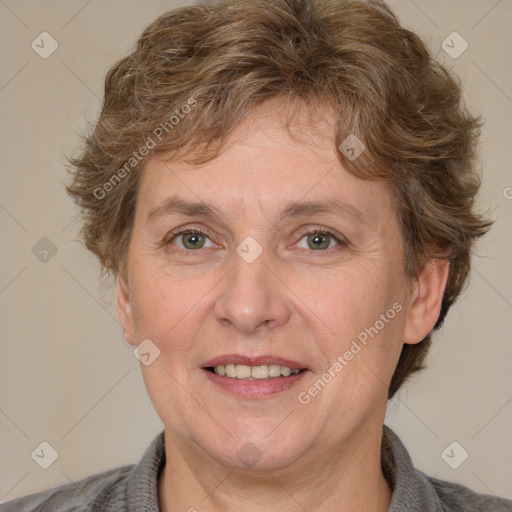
[66,0,492,397]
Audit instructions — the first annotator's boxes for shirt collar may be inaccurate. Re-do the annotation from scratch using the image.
[383,425,442,511]
[127,430,166,511]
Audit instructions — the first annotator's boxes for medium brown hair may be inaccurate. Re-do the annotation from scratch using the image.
[66,0,491,398]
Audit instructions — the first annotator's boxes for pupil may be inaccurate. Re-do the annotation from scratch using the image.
[309,233,329,250]
[185,233,204,249]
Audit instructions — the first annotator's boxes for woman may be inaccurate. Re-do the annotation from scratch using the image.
[3,0,511,510]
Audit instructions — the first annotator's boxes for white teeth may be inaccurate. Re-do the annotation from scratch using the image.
[251,365,268,379]
[268,364,282,377]
[212,364,301,379]
[235,364,252,379]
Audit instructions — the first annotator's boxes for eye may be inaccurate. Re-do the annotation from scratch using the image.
[296,229,342,251]
[167,229,215,250]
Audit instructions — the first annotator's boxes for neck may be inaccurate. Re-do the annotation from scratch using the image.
[158,421,392,512]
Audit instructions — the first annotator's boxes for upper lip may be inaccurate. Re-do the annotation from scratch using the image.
[202,354,308,370]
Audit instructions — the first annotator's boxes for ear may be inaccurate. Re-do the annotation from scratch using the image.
[403,259,450,345]
[116,274,136,346]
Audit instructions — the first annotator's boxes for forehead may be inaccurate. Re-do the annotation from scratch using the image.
[136,100,393,227]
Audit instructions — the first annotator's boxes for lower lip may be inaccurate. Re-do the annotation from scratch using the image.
[202,369,309,399]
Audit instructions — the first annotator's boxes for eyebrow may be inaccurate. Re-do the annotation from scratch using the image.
[146,195,374,227]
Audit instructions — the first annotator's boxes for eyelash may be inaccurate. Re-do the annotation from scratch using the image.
[164,225,346,253]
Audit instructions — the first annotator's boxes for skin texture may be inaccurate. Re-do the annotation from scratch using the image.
[117,100,449,512]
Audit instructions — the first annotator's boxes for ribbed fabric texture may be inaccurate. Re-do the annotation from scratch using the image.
[2,426,511,511]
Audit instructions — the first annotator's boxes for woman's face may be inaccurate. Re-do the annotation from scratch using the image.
[117,102,439,471]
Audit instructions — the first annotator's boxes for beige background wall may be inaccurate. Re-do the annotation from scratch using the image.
[1,0,511,504]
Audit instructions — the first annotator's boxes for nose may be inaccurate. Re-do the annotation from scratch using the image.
[214,248,292,335]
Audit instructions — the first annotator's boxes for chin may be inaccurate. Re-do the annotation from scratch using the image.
[198,427,309,473]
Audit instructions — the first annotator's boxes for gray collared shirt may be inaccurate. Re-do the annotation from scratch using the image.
[2,426,511,511]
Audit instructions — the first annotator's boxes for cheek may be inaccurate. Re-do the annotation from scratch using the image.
[129,260,213,339]
[317,265,399,341]
[128,265,216,433]
[312,264,406,392]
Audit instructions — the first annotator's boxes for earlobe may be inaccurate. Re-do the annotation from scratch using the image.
[402,259,450,345]
[116,274,136,346]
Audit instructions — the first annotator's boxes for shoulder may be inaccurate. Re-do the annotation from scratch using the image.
[383,425,512,512]
[0,464,134,512]
[426,474,512,512]
[0,431,165,512]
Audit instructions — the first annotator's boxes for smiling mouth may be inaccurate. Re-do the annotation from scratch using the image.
[206,364,306,380]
